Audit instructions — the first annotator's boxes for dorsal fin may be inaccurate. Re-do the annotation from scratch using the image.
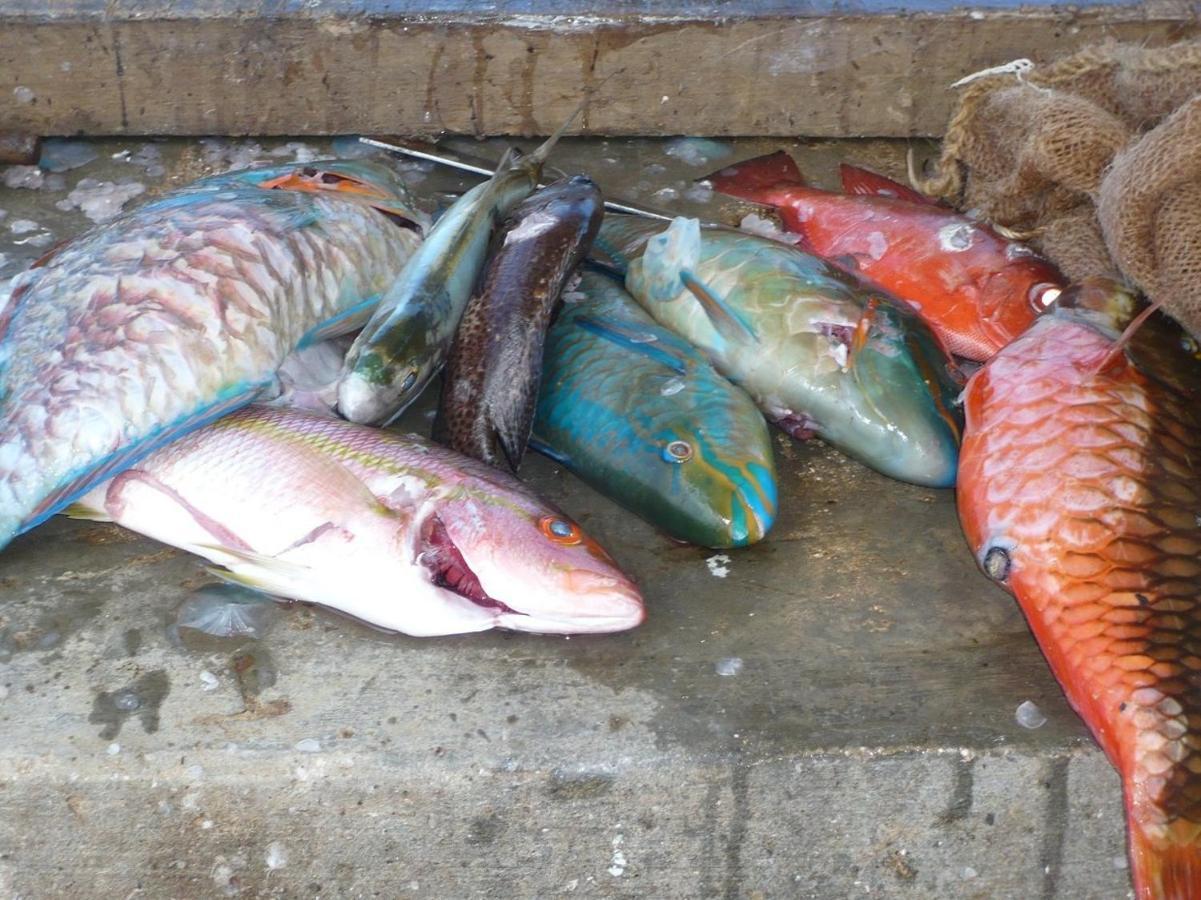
[839,163,938,206]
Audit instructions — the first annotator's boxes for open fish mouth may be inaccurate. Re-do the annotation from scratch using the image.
[418,514,525,617]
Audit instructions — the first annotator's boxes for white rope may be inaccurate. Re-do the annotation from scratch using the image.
[951,58,1035,89]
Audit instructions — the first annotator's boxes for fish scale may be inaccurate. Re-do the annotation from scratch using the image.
[0,164,426,548]
[957,280,1201,898]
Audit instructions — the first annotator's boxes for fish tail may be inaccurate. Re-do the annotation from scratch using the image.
[703,151,804,204]
[1129,823,1201,900]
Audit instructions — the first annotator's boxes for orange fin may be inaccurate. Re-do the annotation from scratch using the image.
[704,151,805,203]
[847,298,879,371]
[1129,824,1201,900]
[838,163,937,205]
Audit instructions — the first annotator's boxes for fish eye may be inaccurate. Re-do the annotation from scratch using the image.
[401,370,418,392]
[663,440,693,463]
[539,516,582,545]
[1030,283,1061,310]
[983,546,1011,582]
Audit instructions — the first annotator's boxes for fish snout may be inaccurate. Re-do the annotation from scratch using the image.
[337,371,396,426]
[562,568,646,626]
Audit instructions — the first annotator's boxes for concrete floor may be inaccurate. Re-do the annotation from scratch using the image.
[0,137,1131,898]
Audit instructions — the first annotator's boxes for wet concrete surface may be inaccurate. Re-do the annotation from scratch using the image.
[0,137,1130,897]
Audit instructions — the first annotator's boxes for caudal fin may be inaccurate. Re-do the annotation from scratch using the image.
[1129,824,1201,899]
[839,163,938,206]
[704,151,804,204]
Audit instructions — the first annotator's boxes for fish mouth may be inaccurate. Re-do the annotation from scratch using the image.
[418,514,524,618]
[417,513,645,634]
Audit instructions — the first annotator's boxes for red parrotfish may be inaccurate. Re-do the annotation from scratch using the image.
[705,152,1064,362]
[958,278,1201,899]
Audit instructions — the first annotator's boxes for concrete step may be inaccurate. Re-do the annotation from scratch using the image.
[0,1,1197,138]
[0,135,1131,898]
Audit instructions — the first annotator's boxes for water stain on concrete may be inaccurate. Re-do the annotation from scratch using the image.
[466,811,505,846]
[547,770,615,800]
[89,669,170,740]
[0,590,105,662]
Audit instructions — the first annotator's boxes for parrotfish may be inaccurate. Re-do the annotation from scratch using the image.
[0,159,428,551]
[531,269,776,548]
[338,111,582,426]
[706,152,1064,362]
[437,175,603,469]
[69,405,645,636]
[595,215,963,488]
[958,279,1201,898]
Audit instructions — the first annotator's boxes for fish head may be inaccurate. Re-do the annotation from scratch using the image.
[646,416,779,548]
[414,485,645,634]
[337,312,442,426]
[846,297,965,487]
[253,159,428,233]
[977,256,1063,348]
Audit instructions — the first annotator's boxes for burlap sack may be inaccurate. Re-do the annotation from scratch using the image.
[921,41,1201,339]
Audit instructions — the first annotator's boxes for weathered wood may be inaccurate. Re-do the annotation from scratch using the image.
[0,1,1197,138]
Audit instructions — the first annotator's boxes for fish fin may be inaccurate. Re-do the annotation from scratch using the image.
[582,258,628,282]
[680,272,759,344]
[17,383,268,535]
[298,295,381,346]
[847,298,879,374]
[526,98,589,169]
[574,316,688,375]
[704,151,804,203]
[1088,299,1163,377]
[839,163,937,205]
[1129,824,1201,900]
[528,437,571,466]
[195,543,313,585]
[62,502,111,522]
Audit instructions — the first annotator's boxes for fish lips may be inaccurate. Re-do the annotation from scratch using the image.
[417,505,645,635]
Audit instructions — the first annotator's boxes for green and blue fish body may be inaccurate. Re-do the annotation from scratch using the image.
[532,269,777,548]
[0,159,428,550]
[338,114,584,426]
[595,215,963,488]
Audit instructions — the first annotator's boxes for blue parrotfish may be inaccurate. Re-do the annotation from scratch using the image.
[531,269,777,548]
[0,159,428,550]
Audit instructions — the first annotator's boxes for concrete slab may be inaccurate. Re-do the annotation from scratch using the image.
[0,2,1197,138]
[0,136,1132,898]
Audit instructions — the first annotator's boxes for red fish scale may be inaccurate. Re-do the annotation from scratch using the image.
[958,314,1201,870]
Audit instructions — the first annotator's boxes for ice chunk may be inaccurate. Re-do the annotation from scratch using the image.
[294,738,321,753]
[39,139,98,173]
[13,86,34,104]
[1015,700,1046,729]
[330,135,380,159]
[664,137,733,167]
[175,583,279,640]
[738,213,801,246]
[3,166,45,189]
[61,178,146,223]
[270,141,319,163]
[715,657,743,677]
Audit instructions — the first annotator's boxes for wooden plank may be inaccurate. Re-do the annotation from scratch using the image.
[0,1,1197,138]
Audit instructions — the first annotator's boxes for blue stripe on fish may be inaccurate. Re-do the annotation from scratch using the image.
[19,380,267,535]
[574,316,688,375]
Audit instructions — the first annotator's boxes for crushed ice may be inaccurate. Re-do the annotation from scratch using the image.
[265,842,288,870]
[1015,700,1046,729]
[201,138,268,173]
[664,137,733,167]
[294,738,321,753]
[58,178,146,223]
[706,553,731,578]
[3,166,46,190]
[199,670,220,692]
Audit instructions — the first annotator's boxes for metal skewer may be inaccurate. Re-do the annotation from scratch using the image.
[359,135,680,222]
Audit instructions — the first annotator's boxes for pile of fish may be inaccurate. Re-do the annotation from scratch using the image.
[3,129,1200,896]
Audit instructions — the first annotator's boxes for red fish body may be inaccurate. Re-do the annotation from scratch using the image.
[958,279,1201,899]
[707,152,1063,362]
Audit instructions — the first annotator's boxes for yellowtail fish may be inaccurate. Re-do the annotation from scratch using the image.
[69,405,645,637]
